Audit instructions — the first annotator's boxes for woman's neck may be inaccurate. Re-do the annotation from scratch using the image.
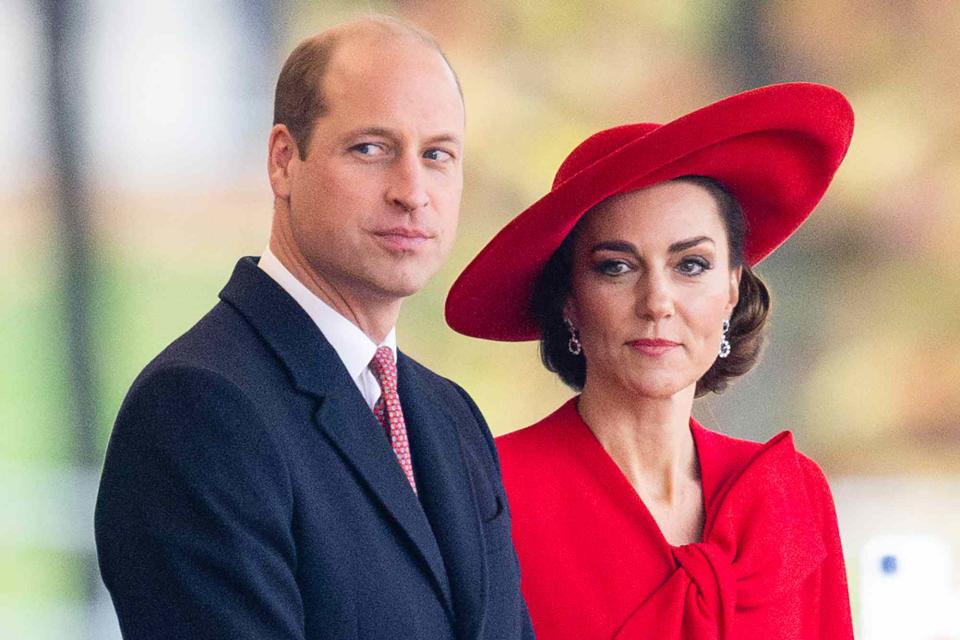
[577,380,699,504]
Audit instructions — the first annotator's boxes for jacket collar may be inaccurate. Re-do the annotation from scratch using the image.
[218,257,458,620]
[219,256,341,398]
[399,354,488,640]
[257,247,397,387]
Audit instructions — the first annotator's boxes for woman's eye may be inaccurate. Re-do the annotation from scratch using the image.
[677,256,710,276]
[595,260,631,276]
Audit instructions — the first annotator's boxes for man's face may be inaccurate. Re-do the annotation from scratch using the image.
[284,36,465,303]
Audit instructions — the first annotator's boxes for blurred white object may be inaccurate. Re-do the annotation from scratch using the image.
[860,534,955,639]
[945,589,960,638]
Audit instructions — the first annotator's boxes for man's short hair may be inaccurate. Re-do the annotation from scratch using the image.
[273,15,463,160]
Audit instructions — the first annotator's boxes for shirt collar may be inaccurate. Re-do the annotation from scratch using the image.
[258,247,397,380]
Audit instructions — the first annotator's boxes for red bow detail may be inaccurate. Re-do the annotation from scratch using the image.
[615,433,826,640]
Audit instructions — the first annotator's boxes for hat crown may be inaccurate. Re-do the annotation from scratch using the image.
[552,122,660,190]
[447,83,854,342]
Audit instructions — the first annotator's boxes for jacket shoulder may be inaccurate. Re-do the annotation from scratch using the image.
[695,423,834,496]
[149,300,261,372]
[497,397,576,445]
[399,355,494,443]
[495,398,584,479]
[398,354,473,414]
[125,299,280,409]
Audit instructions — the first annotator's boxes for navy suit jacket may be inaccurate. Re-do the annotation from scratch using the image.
[95,257,534,640]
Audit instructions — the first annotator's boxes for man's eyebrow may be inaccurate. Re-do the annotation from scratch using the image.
[343,126,397,140]
[342,128,462,148]
[424,133,463,148]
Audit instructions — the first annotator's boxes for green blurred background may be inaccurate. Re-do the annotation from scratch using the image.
[3,0,959,637]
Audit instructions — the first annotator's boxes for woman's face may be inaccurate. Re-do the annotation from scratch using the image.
[566,180,741,400]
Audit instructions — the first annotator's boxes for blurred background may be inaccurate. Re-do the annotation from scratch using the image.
[2,0,959,637]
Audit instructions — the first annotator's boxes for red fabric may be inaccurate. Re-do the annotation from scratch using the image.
[497,398,853,640]
[445,83,855,342]
[370,346,417,494]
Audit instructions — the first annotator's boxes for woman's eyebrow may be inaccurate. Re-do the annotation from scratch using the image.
[589,236,714,255]
[669,236,714,253]
[590,240,638,255]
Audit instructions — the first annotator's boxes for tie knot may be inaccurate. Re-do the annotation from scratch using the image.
[370,346,397,393]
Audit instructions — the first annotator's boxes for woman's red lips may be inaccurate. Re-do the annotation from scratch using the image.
[629,339,680,356]
[631,339,679,347]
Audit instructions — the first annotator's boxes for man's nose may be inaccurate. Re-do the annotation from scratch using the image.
[635,270,675,320]
[386,153,430,213]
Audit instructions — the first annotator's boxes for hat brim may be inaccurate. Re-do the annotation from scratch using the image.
[445,82,854,342]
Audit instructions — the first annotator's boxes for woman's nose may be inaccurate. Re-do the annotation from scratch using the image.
[635,271,675,320]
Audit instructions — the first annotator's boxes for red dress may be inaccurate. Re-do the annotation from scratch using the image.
[497,398,853,640]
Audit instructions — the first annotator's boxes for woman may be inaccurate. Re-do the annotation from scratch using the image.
[445,83,855,639]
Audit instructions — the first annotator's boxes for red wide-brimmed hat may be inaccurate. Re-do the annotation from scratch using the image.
[445,82,854,341]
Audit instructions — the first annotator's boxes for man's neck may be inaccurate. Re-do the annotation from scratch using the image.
[268,235,401,344]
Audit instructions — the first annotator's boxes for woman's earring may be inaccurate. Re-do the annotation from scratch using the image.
[564,317,582,356]
[718,319,731,359]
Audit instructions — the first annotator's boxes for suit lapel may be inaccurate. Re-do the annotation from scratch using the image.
[312,386,454,615]
[399,355,487,640]
[218,257,454,618]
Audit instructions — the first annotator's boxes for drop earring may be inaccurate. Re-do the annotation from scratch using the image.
[564,317,582,356]
[718,319,731,358]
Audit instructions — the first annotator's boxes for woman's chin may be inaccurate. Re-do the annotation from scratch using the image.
[607,374,697,402]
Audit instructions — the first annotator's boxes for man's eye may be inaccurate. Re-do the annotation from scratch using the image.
[351,143,386,156]
[423,148,453,162]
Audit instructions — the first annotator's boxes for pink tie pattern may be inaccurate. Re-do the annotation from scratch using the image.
[370,346,417,494]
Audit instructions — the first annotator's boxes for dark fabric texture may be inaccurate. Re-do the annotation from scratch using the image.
[95,256,534,640]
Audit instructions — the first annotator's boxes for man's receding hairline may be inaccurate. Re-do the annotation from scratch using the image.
[319,15,462,96]
[327,14,441,46]
[273,14,462,160]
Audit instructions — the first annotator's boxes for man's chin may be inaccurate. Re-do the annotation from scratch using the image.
[365,270,437,302]
[377,257,445,296]
[381,278,432,300]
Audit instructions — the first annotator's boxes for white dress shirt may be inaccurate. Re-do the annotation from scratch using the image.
[258,247,396,410]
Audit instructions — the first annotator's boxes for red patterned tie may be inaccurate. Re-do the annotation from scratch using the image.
[370,346,417,494]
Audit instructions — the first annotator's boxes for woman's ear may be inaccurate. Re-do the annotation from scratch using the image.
[726,265,742,316]
[563,297,579,328]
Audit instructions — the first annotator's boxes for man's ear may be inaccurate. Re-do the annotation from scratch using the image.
[268,124,299,200]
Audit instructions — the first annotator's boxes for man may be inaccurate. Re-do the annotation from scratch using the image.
[95,16,533,640]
